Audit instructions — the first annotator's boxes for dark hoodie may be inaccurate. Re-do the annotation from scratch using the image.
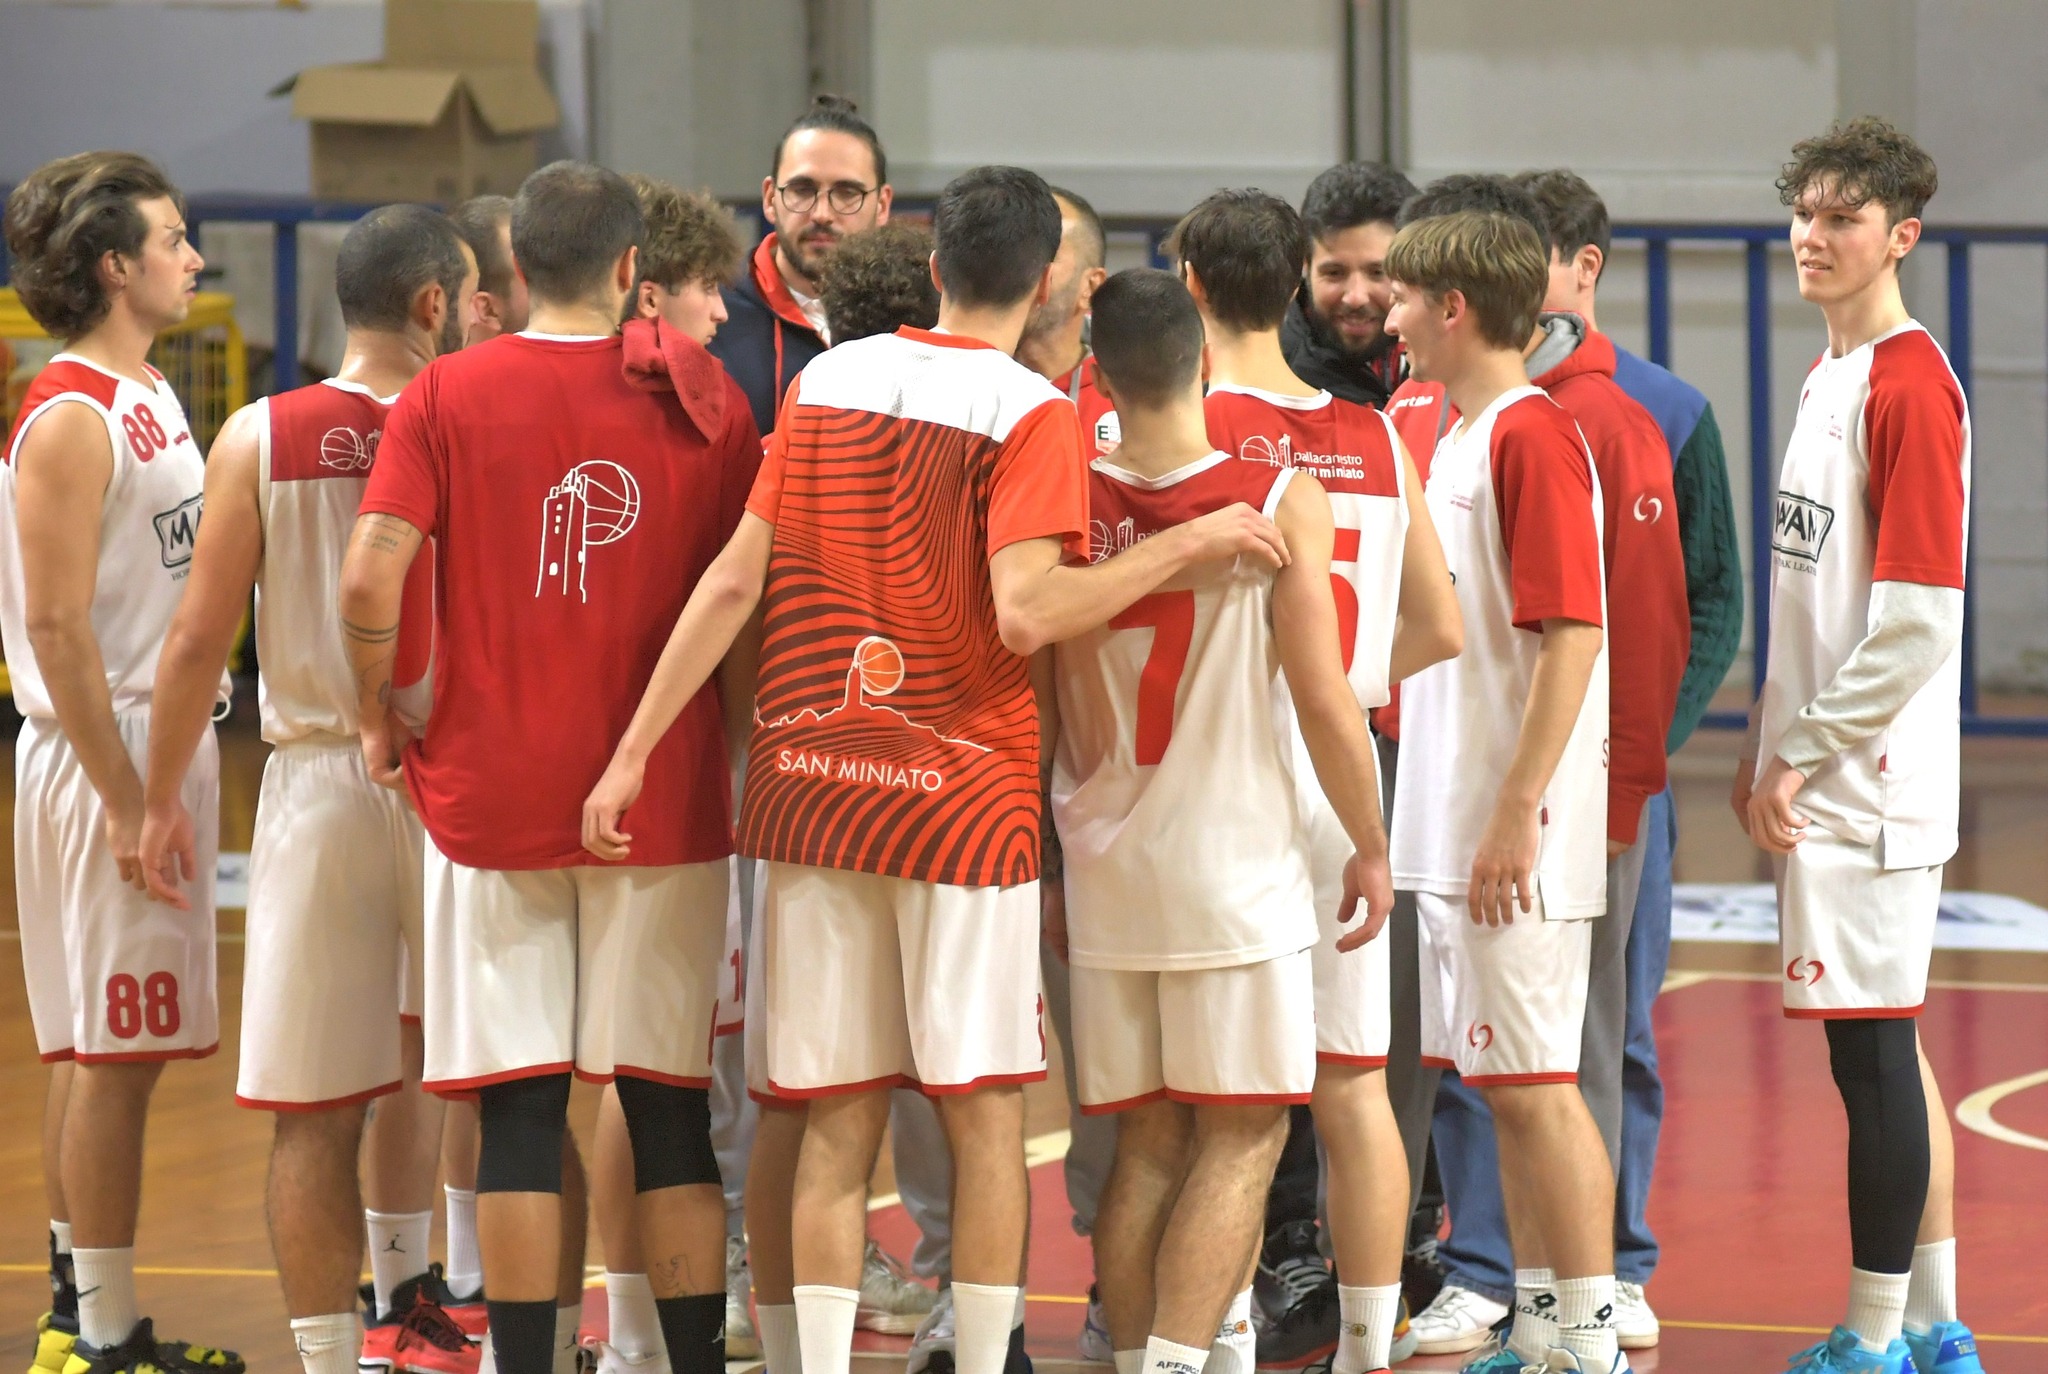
[710,235,827,436]
[1280,290,1403,409]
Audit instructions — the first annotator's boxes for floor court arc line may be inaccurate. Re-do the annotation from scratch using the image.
[1955,1067,2048,1151]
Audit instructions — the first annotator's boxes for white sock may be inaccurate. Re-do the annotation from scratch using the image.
[1555,1275,1619,1371]
[1509,1268,1557,1362]
[758,1303,802,1374]
[290,1313,360,1374]
[445,1187,483,1297]
[1205,1289,1253,1374]
[606,1273,662,1361]
[951,1281,1021,1374]
[1114,1352,1144,1374]
[554,1303,582,1374]
[366,1209,433,1317]
[1905,1239,1958,1334]
[1847,1267,1910,1354]
[73,1248,140,1351]
[1012,1286,1029,1329]
[792,1285,859,1374]
[1142,1335,1209,1374]
[52,1220,74,1255]
[1336,1283,1400,1374]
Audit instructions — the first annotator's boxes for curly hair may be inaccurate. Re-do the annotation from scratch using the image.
[1778,116,1938,225]
[3,151,185,341]
[819,223,939,343]
[624,173,745,292]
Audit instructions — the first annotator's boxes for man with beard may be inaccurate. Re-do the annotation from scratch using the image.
[1015,188,1116,456]
[713,95,893,435]
[1281,163,1417,409]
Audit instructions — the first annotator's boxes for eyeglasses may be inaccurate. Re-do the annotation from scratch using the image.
[775,179,876,216]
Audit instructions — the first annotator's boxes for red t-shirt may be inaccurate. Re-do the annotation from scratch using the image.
[361,331,762,870]
[740,327,1088,887]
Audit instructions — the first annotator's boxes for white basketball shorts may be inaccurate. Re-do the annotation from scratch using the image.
[1302,778,1391,1067]
[1416,890,1592,1085]
[753,862,1046,1101]
[1070,950,1316,1113]
[236,739,425,1109]
[14,709,220,1063]
[421,838,727,1093]
[1775,826,1942,1018]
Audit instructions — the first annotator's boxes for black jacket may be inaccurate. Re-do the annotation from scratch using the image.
[709,238,827,436]
[1279,292,1400,410]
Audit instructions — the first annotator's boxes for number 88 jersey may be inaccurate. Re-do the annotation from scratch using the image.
[1050,450,1317,973]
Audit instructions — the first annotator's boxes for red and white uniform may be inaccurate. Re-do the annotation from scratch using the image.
[1206,384,1407,1065]
[1056,354,1120,458]
[743,326,1087,1099]
[3,357,222,1062]
[1760,321,1969,1016]
[235,380,439,1109]
[1391,388,1609,1084]
[362,326,761,1093]
[1052,451,1316,1110]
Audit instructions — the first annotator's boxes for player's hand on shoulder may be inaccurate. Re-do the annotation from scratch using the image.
[582,753,645,861]
[1335,850,1394,952]
[1468,799,1539,927]
[1177,502,1291,571]
[1745,756,1809,855]
[138,799,198,910]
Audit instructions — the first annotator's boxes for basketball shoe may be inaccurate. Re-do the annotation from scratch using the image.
[61,1320,242,1374]
[1903,1322,1984,1374]
[1785,1328,1914,1373]
[360,1272,482,1374]
[905,1289,1033,1374]
[1077,1286,1112,1364]
[1609,1282,1658,1351]
[32,1313,79,1374]
[1409,1285,1511,1356]
[855,1240,935,1335]
[724,1236,762,1360]
[361,1266,487,1345]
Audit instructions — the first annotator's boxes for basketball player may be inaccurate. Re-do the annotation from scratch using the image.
[818,224,938,343]
[1381,211,1620,1374]
[136,205,477,1374]
[451,196,530,344]
[1,151,242,1374]
[337,161,762,1374]
[1735,119,1978,1374]
[1043,263,1389,1374]
[578,165,1290,1374]
[1174,189,1461,1374]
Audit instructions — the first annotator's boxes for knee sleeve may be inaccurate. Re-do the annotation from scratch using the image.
[1825,1018,1928,1273]
[615,1076,720,1192]
[476,1073,573,1194]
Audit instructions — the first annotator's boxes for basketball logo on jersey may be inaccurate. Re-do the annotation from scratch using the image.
[153,494,203,570]
[1088,515,1145,564]
[536,460,641,602]
[317,425,381,473]
[1771,491,1834,571]
[763,634,992,795]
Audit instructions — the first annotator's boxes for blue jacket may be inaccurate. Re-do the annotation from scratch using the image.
[709,235,826,436]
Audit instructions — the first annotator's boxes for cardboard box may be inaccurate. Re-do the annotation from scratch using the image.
[276,0,560,204]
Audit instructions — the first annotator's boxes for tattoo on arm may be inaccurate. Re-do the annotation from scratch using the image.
[359,513,419,557]
[342,618,399,645]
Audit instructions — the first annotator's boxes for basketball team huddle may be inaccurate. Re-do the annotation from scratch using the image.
[1,94,1977,1374]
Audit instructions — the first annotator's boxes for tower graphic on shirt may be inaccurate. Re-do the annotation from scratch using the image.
[536,460,641,602]
[759,635,991,754]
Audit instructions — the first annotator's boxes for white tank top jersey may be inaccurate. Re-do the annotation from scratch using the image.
[256,378,434,743]
[0,355,219,719]
[1390,387,1611,918]
[1052,451,1318,971]
[1757,321,1971,869]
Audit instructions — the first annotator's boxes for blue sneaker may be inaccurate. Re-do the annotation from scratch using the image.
[1785,1326,1913,1372]
[1458,1345,1529,1374]
[1903,1322,1984,1374]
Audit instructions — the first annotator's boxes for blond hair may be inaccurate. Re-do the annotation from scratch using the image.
[1384,210,1546,351]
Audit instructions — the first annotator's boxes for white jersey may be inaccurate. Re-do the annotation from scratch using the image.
[1390,388,1610,918]
[1757,321,1970,869]
[1052,451,1316,971]
[1,356,219,718]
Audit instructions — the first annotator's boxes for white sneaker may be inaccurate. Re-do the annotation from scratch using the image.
[904,1285,955,1374]
[726,1236,763,1359]
[1610,1281,1659,1351]
[858,1240,937,1335]
[1077,1288,1112,1364]
[592,1341,670,1374]
[1407,1284,1510,1355]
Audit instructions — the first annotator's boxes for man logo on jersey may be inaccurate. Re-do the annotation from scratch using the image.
[536,460,641,602]
[318,425,380,473]
[1772,491,1834,570]
[153,494,203,570]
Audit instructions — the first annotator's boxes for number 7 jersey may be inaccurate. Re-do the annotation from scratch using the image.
[1051,450,1317,972]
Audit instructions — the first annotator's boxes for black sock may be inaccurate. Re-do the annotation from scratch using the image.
[655,1294,724,1374]
[486,1300,559,1374]
[1826,1017,1930,1273]
[50,1229,77,1325]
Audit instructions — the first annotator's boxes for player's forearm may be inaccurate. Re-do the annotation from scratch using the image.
[1774,580,1962,773]
[1498,621,1603,810]
[339,513,426,730]
[27,622,141,811]
[1295,688,1388,859]
[615,563,763,767]
[999,527,1201,655]
[144,617,239,809]
[1389,469,1462,683]
[716,608,764,770]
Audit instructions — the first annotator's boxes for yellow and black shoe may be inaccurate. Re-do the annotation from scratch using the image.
[31,1312,78,1374]
[59,1319,243,1374]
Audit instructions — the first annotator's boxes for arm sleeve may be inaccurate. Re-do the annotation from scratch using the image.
[358,372,443,536]
[988,399,1090,558]
[1492,419,1605,631]
[1772,580,1963,773]
[744,376,801,526]
[1667,404,1744,751]
[1866,377,1967,589]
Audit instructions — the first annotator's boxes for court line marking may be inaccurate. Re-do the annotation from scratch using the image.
[1955,1068,2048,1152]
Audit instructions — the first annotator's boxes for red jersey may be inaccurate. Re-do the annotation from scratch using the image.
[1056,354,1121,458]
[740,326,1089,887]
[361,326,762,870]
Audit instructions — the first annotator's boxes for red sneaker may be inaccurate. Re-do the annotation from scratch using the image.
[390,1301,482,1374]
